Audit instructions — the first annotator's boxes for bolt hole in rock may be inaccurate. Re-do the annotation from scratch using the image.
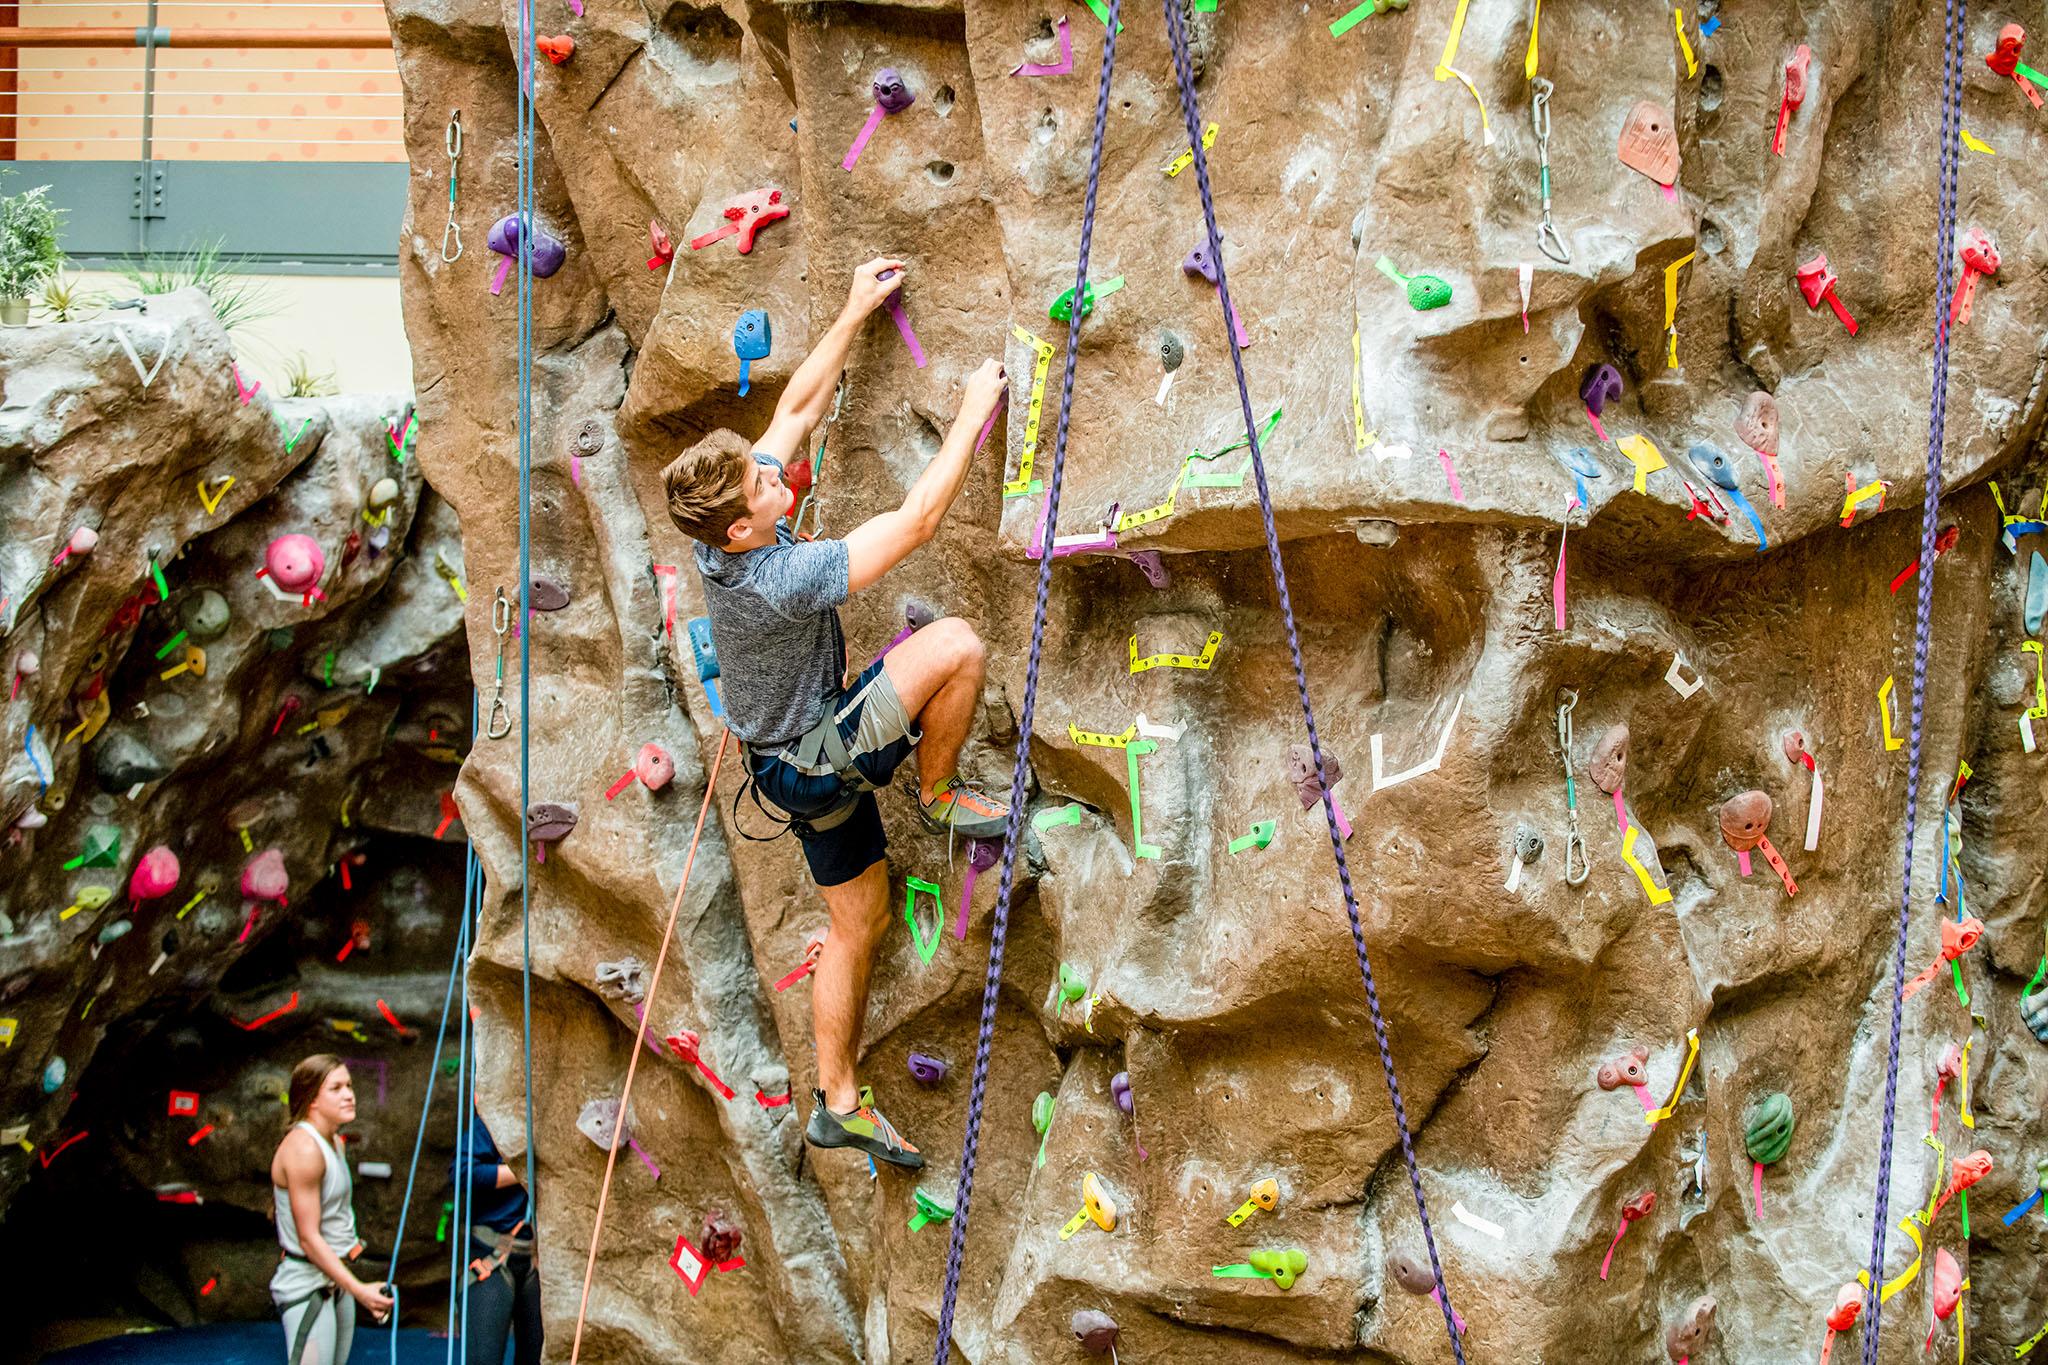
[8,3,2046,1364]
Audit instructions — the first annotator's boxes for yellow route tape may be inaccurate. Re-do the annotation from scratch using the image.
[1642,1028,1697,1123]
[1006,325,1056,498]
[1129,630,1222,674]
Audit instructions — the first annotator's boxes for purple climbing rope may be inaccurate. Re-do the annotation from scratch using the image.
[1859,1,1967,1358]
[1159,1,1464,1359]
[928,2,1121,1358]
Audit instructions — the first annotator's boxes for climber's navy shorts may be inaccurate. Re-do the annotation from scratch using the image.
[749,656,920,888]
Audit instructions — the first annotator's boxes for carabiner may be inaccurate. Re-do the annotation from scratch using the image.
[445,109,464,161]
[1556,687,1590,886]
[485,587,513,740]
[1538,217,1572,264]
[443,219,464,265]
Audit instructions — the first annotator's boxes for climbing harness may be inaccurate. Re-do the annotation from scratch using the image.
[485,588,512,739]
[789,379,845,541]
[1531,78,1570,264]
[1556,687,1589,886]
[1858,1,1967,1360]
[930,3,1464,1361]
[568,734,730,1362]
[467,1219,531,1283]
[442,111,464,263]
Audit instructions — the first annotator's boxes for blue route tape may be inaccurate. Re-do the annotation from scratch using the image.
[25,723,47,793]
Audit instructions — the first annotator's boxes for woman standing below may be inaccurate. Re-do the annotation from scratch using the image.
[453,1107,541,1365]
[270,1054,392,1364]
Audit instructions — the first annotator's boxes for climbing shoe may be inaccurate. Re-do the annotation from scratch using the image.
[916,775,1010,841]
[806,1087,923,1170]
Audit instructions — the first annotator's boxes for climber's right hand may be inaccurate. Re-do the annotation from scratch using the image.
[352,1279,395,1320]
[962,359,1006,430]
[847,258,908,318]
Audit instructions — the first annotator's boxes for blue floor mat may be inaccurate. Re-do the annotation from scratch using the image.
[44,1322,449,1364]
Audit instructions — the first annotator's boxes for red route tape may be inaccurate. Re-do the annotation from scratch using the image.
[376,999,413,1036]
[234,991,300,1030]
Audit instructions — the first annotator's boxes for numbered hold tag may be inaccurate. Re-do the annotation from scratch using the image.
[1226,1177,1279,1227]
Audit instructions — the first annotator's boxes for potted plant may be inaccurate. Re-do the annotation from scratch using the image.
[0,184,65,325]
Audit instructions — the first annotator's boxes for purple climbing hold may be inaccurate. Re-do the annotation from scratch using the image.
[1580,363,1623,418]
[908,1052,949,1085]
[487,212,567,279]
[872,68,915,114]
[1182,240,1219,285]
[1110,1070,1134,1115]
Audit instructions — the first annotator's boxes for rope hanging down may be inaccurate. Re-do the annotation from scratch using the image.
[1159,0,1463,1355]
[1859,1,1967,1359]
[931,3,1464,1360]
[568,733,731,1362]
[513,0,541,1220]
[929,2,1119,1355]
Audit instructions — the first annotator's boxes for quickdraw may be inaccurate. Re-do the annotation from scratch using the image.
[442,111,464,264]
[1531,79,1570,263]
[485,589,512,740]
[1556,688,1590,885]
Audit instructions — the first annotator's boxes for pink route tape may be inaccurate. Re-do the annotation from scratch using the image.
[1010,16,1074,76]
[1437,448,1465,501]
[842,104,886,171]
[883,294,926,367]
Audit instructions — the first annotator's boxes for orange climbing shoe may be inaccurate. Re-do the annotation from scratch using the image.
[806,1087,923,1170]
[916,775,1009,841]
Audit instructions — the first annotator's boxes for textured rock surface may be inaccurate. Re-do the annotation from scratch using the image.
[388,2,2048,1361]
[0,291,471,1344]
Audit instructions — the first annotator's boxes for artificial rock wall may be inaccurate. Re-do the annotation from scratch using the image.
[0,291,472,1343]
[389,1,2048,1361]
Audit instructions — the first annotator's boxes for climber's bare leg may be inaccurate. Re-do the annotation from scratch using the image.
[812,858,889,1114]
[880,616,986,803]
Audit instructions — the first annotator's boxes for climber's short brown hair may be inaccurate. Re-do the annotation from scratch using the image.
[661,429,755,547]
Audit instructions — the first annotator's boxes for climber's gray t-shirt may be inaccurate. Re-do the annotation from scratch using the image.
[694,459,848,750]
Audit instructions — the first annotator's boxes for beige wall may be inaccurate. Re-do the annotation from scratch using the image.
[15,2,401,163]
[76,269,412,395]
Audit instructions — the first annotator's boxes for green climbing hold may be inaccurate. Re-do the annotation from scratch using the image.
[1375,255,1453,311]
[908,1187,955,1231]
[1744,1091,1795,1165]
[1248,1246,1310,1290]
[1049,275,1125,324]
[63,826,122,871]
[1033,1090,1056,1169]
[1050,962,1087,1011]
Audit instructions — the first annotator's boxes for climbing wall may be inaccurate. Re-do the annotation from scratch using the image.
[389,0,2048,1360]
[0,289,476,1334]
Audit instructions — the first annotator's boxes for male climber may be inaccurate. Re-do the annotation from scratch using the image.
[662,257,1008,1170]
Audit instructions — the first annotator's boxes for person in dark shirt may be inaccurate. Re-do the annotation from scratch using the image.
[451,1110,540,1365]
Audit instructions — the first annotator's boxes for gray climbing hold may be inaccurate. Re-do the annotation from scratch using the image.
[181,589,231,640]
[1159,332,1184,371]
[2024,986,2048,1043]
[368,477,400,509]
[2027,551,2046,636]
[95,730,171,791]
[530,578,570,612]
[527,803,578,843]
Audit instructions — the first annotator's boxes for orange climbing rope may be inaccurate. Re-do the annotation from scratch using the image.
[567,729,730,1363]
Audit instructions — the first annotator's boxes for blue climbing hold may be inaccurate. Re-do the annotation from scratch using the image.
[1693,443,1767,552]
[687,617,724,719]
[733,308,771,397]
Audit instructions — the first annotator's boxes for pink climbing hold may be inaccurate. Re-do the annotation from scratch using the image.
[241,848,290,903]
[635,743,675,791]
[264,534,326,592]
[129,845,181,903]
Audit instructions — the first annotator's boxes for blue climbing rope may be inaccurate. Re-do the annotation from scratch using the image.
[929,1,1120,1357]
[513,0,540,1211]
[1159,1,1463,1357]
[1859,0,1967,1357]
[367,697,483,1363]
[384,834,476,1364]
